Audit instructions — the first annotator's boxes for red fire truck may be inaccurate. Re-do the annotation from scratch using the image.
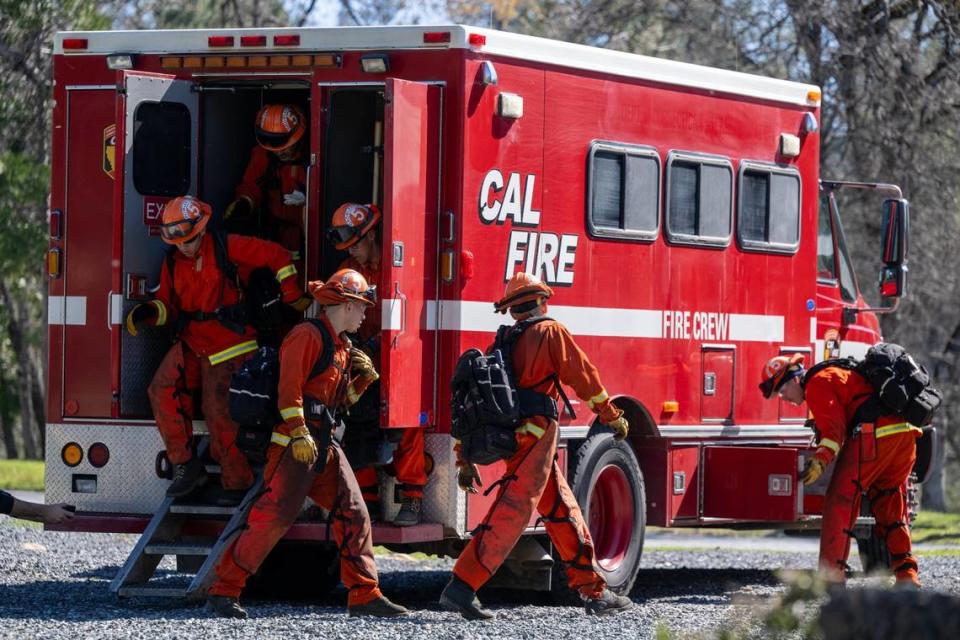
[45,24,936,597]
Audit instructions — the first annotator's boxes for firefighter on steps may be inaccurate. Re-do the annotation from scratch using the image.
[328,202,428,526]
[206,269,408,619]
[440,272,634,619]
[760,354,922,588]
[126,196,308,505]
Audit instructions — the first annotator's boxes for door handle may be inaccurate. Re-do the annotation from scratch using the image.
[392,281,407,348]
[106,290,114,331]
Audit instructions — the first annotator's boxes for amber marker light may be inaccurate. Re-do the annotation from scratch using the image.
[62,442,83,467]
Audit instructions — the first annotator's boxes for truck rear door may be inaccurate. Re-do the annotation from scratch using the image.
[379,79,441,429]
[115,72,199,416]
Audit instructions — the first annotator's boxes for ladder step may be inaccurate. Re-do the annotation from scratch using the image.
[118,586,188,598]
[170,504,235,516]
[145,543,213,556]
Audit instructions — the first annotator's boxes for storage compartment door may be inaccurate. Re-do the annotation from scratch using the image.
[116,72,199,416]
[702,446,800,521]
[701,347,734,421]
[379,79,440,429]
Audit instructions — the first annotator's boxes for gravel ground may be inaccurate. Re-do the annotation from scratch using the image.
[1,521,958,640]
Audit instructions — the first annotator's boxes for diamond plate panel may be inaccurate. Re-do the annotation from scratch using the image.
[120,320,171,417]
[380,433,465,535]
[46,423,169,513]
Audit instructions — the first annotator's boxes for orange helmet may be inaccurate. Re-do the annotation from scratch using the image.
[158,196,211,245]
[308,269,377,307]
[759,353,805,399]
[255,104,306,152]
[494,272,554,314]
[327,203,381,250]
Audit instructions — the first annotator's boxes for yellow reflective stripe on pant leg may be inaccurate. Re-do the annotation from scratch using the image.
[276,264,297,283]
[819,438,841,455]
[280,406,305,421]
[516,422,545,438]
[151,300,167,326]
[876,422,922,438]
[587,390,609,410]
[208,340,258,365]
[271,432,292,447]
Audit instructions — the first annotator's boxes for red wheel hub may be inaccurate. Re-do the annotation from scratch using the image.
[588,463,633,571]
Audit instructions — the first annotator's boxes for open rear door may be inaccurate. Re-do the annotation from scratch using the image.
[115,72,199,416]
[379,79,441,429]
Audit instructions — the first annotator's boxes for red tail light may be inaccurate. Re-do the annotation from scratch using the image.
[240,35,266,47]
[469,33,487,46]
[423,31,451,44]
[273,34,300,46]
[88,443,110,468]
[63,38,88,50]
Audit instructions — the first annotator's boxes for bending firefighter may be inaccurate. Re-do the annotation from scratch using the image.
[126,196,308,504]
[760,354,922,587]
[440,272,633,619]
[206,270,407,619]
[225,104,308,263]
[328,202,427,526]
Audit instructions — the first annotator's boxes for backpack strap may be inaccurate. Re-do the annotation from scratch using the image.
[496,316,576,420]
[306,318,336,380]
[801,357,858,387]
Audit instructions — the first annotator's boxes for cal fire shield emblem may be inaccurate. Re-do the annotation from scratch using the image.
[102,124,116,180]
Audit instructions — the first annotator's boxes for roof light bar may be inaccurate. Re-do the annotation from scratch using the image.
[469,33,487,46]
[273,34,300,46]
[208,35,234,47]
[62,38,88,50]
[423,31,451,44]
[240,35,267,47]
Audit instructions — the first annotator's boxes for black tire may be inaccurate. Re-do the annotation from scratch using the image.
[856,532,892,575]
[245,541,340,599]
[567,433,645,595]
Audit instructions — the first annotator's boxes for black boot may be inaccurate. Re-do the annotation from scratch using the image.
[348,595,409,617]
[393,496,422,527]
[207,595,248,619]
[584,588,632,615]
[439,576,493,620]
[166,457,208,497]
[365,500,382,523]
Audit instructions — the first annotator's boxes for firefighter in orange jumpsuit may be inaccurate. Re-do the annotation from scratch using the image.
[224,104,308,263]
[125,196,307,503]
[440,272,633,619]
[328,202,427,526]
[760,354,922,587]
[206,270,408,619]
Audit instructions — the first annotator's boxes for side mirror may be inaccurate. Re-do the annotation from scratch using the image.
[880,198,909,265]
[879,263,907,299]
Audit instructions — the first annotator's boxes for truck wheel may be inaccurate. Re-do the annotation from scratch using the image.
[569,433,645,595]
[856,532,892,575]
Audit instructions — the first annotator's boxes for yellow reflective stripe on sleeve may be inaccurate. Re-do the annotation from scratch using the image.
[516,422,546,439]
[208,340,258,365]
[587,390,609,409]
[152,300,167,326]
[819,438,841,455]
[346,384,360,406]
[280,406,305,421]
[276,264,297,283]
[270,432,291,447]
[876,422,922,438]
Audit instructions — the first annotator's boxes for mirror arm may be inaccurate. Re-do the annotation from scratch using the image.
[843,298,901,323]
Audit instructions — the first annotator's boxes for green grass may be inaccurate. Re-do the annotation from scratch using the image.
[0,459,44,491]
[911,510,960,545]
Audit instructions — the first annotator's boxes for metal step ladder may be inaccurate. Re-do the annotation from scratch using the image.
[110,455,263,602]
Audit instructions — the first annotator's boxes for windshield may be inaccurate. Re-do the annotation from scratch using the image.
[825,193,860,303]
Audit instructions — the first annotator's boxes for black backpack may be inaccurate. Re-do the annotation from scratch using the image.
[230,319,334,455]
[802,342,942,429]
[450,317,574,465]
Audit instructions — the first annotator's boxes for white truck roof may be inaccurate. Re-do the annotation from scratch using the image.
[54,24,819,107]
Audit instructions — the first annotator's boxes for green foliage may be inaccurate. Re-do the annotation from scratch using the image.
[0,153,48,277]
[910,510,960,545]
[0,459,45,490]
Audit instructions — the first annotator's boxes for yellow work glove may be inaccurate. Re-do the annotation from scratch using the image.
[800,457,826,486]
[290,296,313,312]
[288,425,318,466]
[457,463,483,494]
[223,197,252,221]
[125,303,157,337]
[605,415,629,441]
[350,348,379,381]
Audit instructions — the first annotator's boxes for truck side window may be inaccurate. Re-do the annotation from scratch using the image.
[737,164,801,253]
[817,197,837,280]
[586,142,660,241]
[665,152,732,247]
[132,102,191,197]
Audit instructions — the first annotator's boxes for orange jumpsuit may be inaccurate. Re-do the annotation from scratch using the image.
[340,255,427,504]
[146,233,301,490]
[805,366,922,583]
[234,146,307,260]
[453,319,621,596]
[209,317,382,605]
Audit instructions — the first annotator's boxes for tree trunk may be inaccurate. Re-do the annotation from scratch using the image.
[29,346,46,451]
[0,276,39,459]
[0,410,18,459]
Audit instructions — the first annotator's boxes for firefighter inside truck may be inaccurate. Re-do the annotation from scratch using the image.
[191,83,409,520]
